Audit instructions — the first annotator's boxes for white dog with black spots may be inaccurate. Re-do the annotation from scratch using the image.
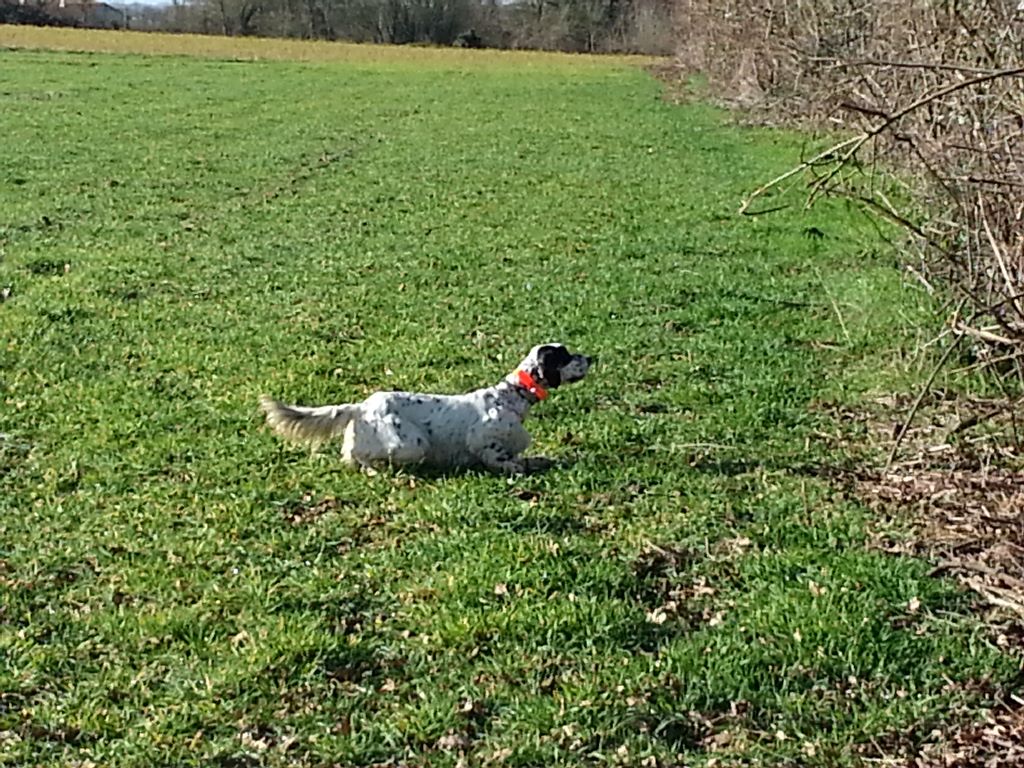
[260,343,593,475]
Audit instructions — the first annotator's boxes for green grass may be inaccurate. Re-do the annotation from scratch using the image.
[0,42,1016,767]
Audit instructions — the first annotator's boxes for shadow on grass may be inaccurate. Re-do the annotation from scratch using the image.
[381,454,573,481]
[688,455,861,481]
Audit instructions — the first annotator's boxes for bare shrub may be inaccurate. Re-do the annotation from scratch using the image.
[675,1,1024,430]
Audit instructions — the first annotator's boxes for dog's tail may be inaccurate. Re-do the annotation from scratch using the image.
[259,396,358,445]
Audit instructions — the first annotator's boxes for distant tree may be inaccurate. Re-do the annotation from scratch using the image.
[214,0,261,34]
[371,0,473,44]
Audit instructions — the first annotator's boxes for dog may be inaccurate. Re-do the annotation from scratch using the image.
[259,343,592,475]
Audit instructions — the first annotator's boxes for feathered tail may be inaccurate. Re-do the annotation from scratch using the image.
[259,396,357,445]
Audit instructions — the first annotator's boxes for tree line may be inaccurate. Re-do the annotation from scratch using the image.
[119,0,672,53]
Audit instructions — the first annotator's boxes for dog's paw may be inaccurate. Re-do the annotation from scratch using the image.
[489,459,525,478]
[523,456,555,475]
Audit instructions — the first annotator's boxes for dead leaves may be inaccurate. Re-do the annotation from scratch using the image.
[866,466,1024,634]
[237,725,299,756]
[433,699,491,761]
[631,543,695,583]
[632,543,725,629]
[819,394,1024,764]
[816,394,1024,644]
[864,698,1024,768]
[279,493,354,525]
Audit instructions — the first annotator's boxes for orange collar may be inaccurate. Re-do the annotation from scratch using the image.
[516,369,548,400]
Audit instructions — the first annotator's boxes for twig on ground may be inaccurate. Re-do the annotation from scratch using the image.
[886,326,965,470]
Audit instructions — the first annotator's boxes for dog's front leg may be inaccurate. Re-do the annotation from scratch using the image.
[469,422,531,476]
[477,446,527,476]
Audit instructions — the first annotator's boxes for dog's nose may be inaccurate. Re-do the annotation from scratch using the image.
[586,356,597,366]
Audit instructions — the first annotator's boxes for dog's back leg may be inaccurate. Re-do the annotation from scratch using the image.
[343,415,430,468]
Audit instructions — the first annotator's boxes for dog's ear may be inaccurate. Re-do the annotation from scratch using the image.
[535,344,572,388]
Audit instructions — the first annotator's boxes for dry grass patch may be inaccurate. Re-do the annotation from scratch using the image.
[0,24,656,69]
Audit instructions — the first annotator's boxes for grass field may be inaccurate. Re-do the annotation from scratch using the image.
[0,28,1018,767]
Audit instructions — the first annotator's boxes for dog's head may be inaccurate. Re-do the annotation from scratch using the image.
[517,343,593,391]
